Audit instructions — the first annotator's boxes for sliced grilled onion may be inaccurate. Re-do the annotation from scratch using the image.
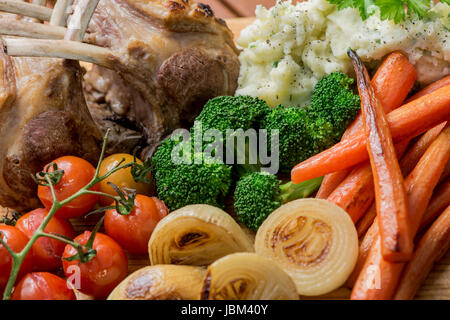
[201,253,299,300]
[255,199,358,296]
[148,205,254,266]
[108,265,205,300]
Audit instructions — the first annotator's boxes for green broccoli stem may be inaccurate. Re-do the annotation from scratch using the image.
[276,176,324,204]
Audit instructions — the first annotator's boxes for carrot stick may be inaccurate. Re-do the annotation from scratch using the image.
[440,160,450,183]
[316,52,417,199]
[356,203,377,238]
[405,74,450,103]
[394,206,450,300]
[346,216,379,288]
[370,51,418,113]
[291,84,450,184]
[350,49,412,262]
[327,140,410,224]
[351,237,405,299]
[351,126,450,299]
[327,163,374,223]
[316,169,350,199]
[400,122,447,176]
[405,126,450,234]
[419,178,450,233]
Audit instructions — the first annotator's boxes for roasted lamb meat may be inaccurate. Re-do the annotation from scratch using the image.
[0,49,101,211]
[82,0,240,156]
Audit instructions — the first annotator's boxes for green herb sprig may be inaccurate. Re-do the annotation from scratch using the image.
[327,0,449,23]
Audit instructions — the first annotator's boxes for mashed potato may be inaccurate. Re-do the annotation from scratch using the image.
[236,0,450,107]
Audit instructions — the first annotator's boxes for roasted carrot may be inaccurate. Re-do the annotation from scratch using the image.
[346,216,379,288]
[350,49,412,262]
[371,51,418,113]
[317,52,417,198]
[440,160,450,183]
[400,122,447,176]
[327,140,410,224]
[394,206,450,300]
[327,163,374,223]
[356,203,377,238]
[405,74,450,103]
[316,169,350,199]
[292,84,450,184]
[351,237,405,299]
[351,126,450,299]
[419,178,450,232]
[405,126,450,234]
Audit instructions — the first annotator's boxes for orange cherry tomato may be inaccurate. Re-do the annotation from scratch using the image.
[98,153,153,206]
[12,272,76,300]
[16,208,75,271]
[38,156,100,219]
[104,195,168,254]
[0,225,34,294]
[62,231,128,298]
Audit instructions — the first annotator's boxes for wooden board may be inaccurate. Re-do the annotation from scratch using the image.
[1,16,448,301]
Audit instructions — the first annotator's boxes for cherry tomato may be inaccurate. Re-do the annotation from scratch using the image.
[98,153,153,206]
[0,225,34,293]
[105,195,168,254]
[16,208,75,271]
[62,231,128,298]
[38,156,100,219]
[12,272,76,300]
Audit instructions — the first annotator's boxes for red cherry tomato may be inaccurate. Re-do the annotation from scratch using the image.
[16,208,75,271]
[11,272,76,300]
[62,231,128,298]
[38,156,100,219]
[0,225,34,293]
[105,195,168,254]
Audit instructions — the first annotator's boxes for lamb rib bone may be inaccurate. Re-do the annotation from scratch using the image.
[0,0,52,21]
[51,0,74,26]
[65,0,100,41]
[0,17,90,40]
[4,38,114,68]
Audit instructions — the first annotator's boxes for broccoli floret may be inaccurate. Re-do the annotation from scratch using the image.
[194,95,270,134]
[309,71,361,143]
[193,95,270,177]
[260,105,315,173]
[234,172,323,231]
[152,135,232,211]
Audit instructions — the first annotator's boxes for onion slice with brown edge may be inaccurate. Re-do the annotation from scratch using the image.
[148,205,254,266]
[255,199,358,296]
[201,253,299,300]
[108,265,205,300]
